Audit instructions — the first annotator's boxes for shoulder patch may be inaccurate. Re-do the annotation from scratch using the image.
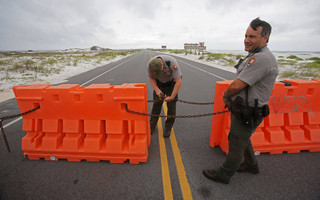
[173,65,178,70]
[248,57,256,66]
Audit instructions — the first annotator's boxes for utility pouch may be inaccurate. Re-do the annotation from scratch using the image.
[229,96,253,129]
[262,105,270,117]
[229,96,244,119]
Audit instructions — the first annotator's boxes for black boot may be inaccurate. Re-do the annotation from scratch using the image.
[237,163,259,174]
[203,169,229,184]
[163,129,171,138]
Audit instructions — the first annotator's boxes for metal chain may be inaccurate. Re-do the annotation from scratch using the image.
[125,104,229,119]
[0,98,216,153]
[0,105,40,121]
[148,99,214,105]
[0,105,40,152]
[176,99,214,105]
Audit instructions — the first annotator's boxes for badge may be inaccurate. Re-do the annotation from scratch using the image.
[173,65,178,70]
[248,58,256,66]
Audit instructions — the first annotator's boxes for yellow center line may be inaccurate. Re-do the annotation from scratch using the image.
[157,115,174,200]
[163,103,193,200]
[150,52,173,199]
[149,52,192,199]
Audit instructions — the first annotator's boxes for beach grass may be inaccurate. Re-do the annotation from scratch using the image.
[0,49,138,85]
[287,55,304,61]
[203,52,242,66]
[158,49,319,80]
[278,56,320,79]
[156,49,320,80]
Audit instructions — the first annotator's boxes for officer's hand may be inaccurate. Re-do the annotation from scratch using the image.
[164,96,174,102]
[222,91,229,104]
[155,89,164,98]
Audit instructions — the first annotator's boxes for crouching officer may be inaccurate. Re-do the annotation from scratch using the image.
[203,18,278,184]
[147,55,182,138]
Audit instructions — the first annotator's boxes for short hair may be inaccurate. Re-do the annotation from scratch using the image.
[250,17,272,42]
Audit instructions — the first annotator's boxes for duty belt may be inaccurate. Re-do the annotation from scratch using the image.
[156,79,174,87]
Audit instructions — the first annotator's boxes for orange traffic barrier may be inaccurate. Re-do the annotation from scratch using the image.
[210,79,320,155]
[13,83,150,164]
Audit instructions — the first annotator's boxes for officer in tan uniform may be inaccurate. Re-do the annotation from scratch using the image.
[148,55,182,138]
[203,18,278,184]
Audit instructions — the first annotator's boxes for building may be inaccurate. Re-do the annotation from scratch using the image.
[184,42,206,54]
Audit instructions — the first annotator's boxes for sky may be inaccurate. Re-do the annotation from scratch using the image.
[1,0,319,51]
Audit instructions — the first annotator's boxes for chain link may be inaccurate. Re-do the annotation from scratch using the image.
[148,99,214,105]
[176,99,214,105]
[0,105,40,121]
[125,104,229,119]
[0,105,40,152]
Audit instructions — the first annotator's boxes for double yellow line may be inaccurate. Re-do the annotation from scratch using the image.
[148,53,193,199]
[158,103,193,200]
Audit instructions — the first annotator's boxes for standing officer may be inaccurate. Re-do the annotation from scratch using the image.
[203,18,278,184]
[147,55,182,138]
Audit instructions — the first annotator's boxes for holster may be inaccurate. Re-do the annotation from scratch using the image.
[262,104,270,117]
[227,97,253,129]
[227,97,269,132]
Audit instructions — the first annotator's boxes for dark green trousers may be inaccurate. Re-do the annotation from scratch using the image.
[216,112,263,182]
[150,84,177,132]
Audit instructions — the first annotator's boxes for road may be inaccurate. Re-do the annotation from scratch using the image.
[1,50,319,200]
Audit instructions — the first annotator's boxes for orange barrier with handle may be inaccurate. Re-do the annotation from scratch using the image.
[210,79,320,155]
[13,83,150,164]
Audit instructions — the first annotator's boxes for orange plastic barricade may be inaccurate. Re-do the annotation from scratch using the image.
[13,83,150,164]
[210,79,320,155]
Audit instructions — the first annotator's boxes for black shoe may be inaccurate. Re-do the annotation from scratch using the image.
[237,163,259,174]
[203,169,229,184]
[150,125,156,135]
[163,129,171,138]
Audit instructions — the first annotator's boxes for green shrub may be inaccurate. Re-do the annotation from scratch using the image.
[287,55,303,61]
[303,61,320,69]
[300,71,320,78]
[280,71,298,78]
[48,58,58,65]
[277,59,297,65]
[307,57,320,61]
[223,58,236,66]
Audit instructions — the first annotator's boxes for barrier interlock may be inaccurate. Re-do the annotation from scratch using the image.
[210,79,320,155]
[13,83,150,164]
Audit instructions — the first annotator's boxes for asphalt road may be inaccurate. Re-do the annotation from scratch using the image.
[1,50,319,200]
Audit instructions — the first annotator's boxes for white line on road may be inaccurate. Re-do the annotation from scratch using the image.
[80,56,134,86]
[177,59,227,81]
[3,117,22,129]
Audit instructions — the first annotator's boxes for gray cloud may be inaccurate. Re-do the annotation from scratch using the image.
[0,0,319,51]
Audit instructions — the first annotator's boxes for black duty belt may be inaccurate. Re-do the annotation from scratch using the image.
[156,79,174,87]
